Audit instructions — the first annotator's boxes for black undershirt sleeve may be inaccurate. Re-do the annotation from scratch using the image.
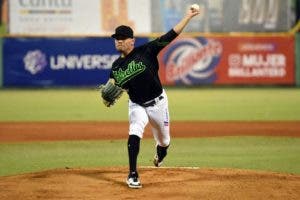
[148,29,178,55]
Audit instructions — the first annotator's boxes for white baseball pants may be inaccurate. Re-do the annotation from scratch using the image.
[128,90,170,147]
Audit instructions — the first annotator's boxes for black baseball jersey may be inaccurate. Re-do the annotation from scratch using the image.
[110,29,178,104]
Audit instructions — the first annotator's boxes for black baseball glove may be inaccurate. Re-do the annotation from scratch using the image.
[98,80,123,107]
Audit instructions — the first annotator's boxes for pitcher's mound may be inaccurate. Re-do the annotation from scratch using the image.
[1,167,300,200]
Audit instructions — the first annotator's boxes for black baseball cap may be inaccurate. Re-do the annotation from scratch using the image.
[111,25,134,39]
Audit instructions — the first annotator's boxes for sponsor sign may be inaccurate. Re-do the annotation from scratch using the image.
[8,0,151,35]
[151,0,293,33]
[223,0,291,32]
[159,36,295,85]
[152,0,208,32]
[3,37,148,87]
[8,0,101,34]
[101,0,151,34]
[159,37,222,85]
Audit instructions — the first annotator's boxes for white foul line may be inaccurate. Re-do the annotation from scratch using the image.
[141,166,200,170]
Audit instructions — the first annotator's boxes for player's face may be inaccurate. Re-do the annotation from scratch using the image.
[114,38,135,55]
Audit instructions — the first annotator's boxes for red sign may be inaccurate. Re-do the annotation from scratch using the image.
[158,35,295,85]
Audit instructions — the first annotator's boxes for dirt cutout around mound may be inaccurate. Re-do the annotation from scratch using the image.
[0,167,299,200]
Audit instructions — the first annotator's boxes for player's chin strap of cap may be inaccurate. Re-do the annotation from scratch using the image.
[141,95,164,107]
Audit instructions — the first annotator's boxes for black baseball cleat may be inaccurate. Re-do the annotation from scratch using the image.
[153,154,163,167]
[126,172,142,189]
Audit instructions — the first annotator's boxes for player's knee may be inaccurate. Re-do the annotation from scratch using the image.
[159,138,170,147]
[129,124,145,138]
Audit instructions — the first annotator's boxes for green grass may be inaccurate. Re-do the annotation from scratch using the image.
[0,88,299,177]
[0,89,128,121]
[1,137,300,176]
[168,87,300,120]
[0,88,300,121]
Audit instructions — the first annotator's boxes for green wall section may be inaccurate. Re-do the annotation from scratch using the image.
[0,38,2,87]
[297,33,300,86]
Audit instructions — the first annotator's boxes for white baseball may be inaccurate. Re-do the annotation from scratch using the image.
[190,4,200,11]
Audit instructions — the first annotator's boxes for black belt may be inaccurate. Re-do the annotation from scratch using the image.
[141,96,164,107]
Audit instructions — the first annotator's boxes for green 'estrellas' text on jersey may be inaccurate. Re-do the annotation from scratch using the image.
[110,29,178,105]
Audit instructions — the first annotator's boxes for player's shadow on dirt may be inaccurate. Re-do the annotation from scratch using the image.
[77,170,127,187]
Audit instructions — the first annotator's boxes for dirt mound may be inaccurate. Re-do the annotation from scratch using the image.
[1,167,299,200]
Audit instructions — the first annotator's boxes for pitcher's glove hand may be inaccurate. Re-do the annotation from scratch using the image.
[98,80,123,107]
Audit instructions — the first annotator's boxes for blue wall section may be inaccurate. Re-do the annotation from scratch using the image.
[2,37,148,87]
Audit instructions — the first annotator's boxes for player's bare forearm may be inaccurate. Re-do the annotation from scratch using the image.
[107,78,115,84]
[173,5,200,34]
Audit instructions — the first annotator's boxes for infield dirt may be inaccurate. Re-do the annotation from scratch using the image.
[1,167,300,200]
[0,121,299,142]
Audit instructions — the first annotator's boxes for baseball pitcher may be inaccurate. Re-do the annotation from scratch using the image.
[99,5,200,189]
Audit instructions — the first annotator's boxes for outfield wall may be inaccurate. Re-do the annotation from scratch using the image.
[2,37,148,87]
[296,33,300,87]
[1,0,298,88]
[1,34,296,87]
[158,35,295,86]
[0,38,2,87]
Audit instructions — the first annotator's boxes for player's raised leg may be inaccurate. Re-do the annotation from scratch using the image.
[147,92,170,167]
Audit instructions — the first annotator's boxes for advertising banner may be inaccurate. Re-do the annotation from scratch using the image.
[151,0,293,33]
[8,0,151,35]
[8,0,101,34]
[223,0,290,32]
[0,38,2,87]
[7,0,295,35]
[101,0,151,34]
[151,0,208,32]
[158,35,295,85]
[3,37,148,87]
